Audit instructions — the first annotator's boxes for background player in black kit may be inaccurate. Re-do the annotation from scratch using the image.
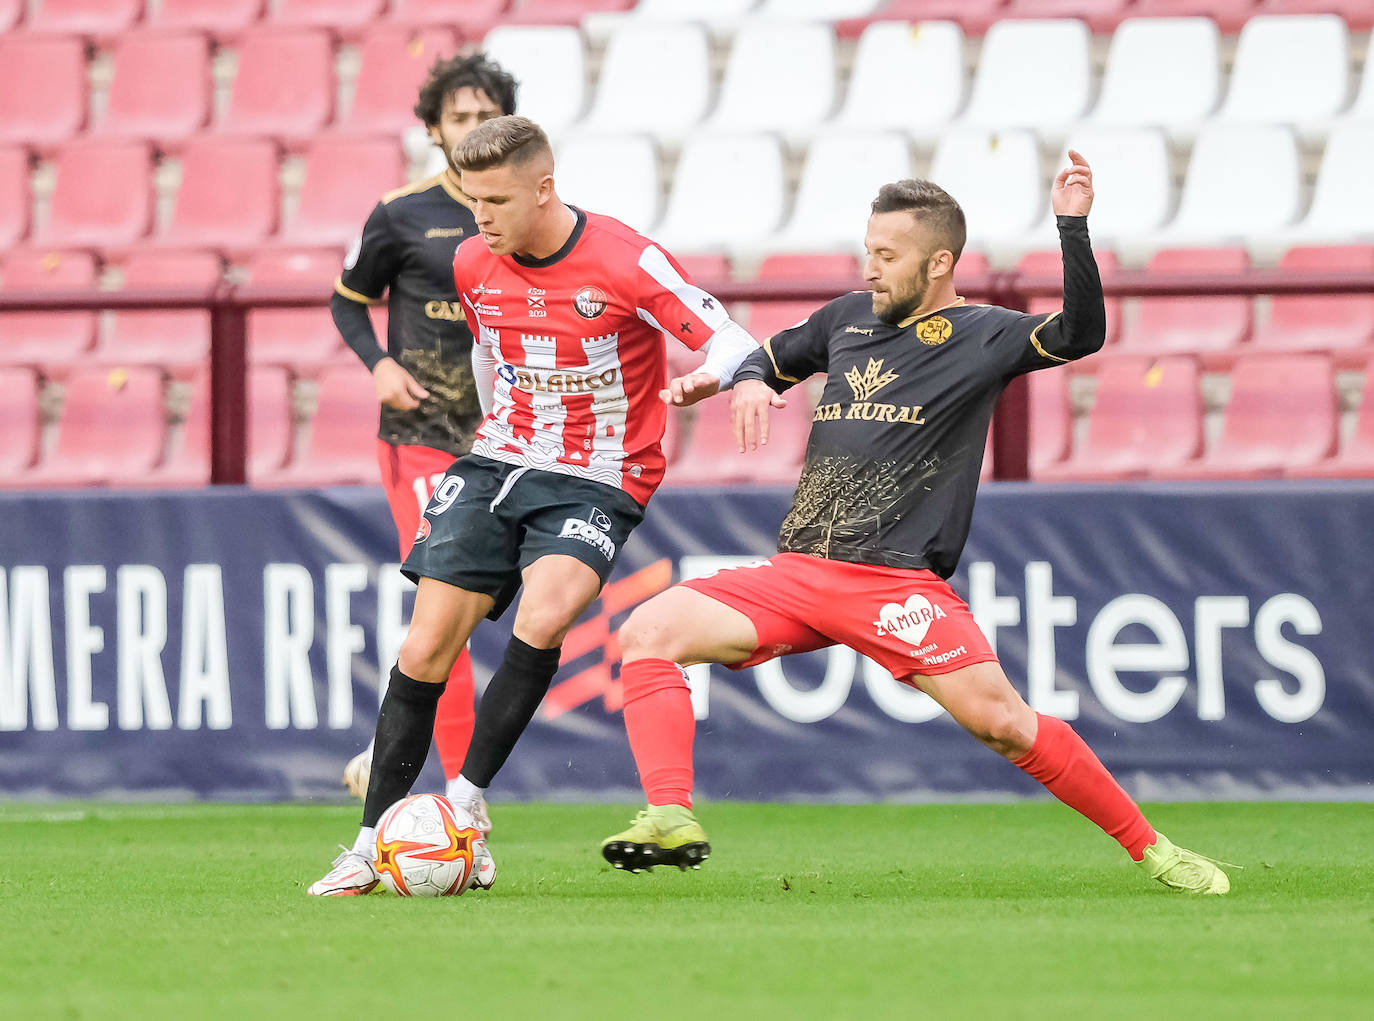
[331,53,517,822]
[601,152,1232,895]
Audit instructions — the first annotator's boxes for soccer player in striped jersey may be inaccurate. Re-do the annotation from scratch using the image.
[600,154,1232,895]
[308,116,761,895]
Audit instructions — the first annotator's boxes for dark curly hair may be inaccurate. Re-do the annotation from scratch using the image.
[413,52,518,127]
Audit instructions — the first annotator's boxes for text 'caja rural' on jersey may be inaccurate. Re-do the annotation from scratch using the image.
[335,173,484,456]
[733,215,1107,578]
[455,207,738,505]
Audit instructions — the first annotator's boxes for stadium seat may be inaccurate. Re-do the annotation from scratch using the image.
[1088,18,1220,136]
[581,23,711,143]
[258,363,380,487]
[23,0,141,35]
[92,31,213,144]
[1118,248,1252,363]
[145,0,264,34]
[1128,0,1259,34]
[1216,16,1349,130]
[21,366,166,488]
[745,253,859,342]
[280,137,405,248]
[555,134,659,235]
[673,254,733,286]
[503,0,635,26]
[1251,246,1374,363]
[0,146,30,250]
[216,27,334,142]
[671,388,814,485]
[1015,248,1123,346]
[101,249,222,378]
[35,139,154,249]
[386,0,508,34]
[1037,355,1203,481]
[772,133,912,254]
[0,0,20,31]
[1002,0,1132,33]
[1299,356,1374,478]
[654,134,786,257]
[341,27,458,135]
[1027,368,1071,475]
[1284,123,1374,247]
[0,367,42,475]
[0,35,87,148]
[833,21,965,137]
[159,138,280,251]
[928,130,1042,249]
[705,22,838,141]
[1257,0,1374,31]
[0,249,99,370]
[268,0,387,32]
[480,26,587,137]
[755,0,881,15]
[1154,353,1337,479]
[623,0,758,20]
[242,248,347,370]
[1161,125,1302,254]
[835,0,1008,37]
[961,19,1093,135]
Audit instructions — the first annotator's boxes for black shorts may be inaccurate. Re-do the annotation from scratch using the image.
[402,454,645,620]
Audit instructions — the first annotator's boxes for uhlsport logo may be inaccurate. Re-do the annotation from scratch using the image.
[573,285,608,319]
[873,593,948,647]
[560,508,616,560]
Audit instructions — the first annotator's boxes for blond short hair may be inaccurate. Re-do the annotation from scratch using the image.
[452,115,552,172]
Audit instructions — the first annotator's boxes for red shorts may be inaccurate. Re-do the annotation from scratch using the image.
[376,440,459,559]
[682,552,998,683]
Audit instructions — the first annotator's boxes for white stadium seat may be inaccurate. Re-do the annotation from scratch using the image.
[555,134,661,236]
[480,26,587,138]
[653,133,787,256]
[772,132,913,254]
[962,20,1093,136]
[834,20,965,138]
[928,130,1043,249]
[1282,123,1374,246]
[1217,15,1350,132]
[1089,18,1220,138]
[706,21,838,141]
[582,22,712,143]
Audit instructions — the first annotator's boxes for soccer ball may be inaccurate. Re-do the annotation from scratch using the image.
[374,793,487,897]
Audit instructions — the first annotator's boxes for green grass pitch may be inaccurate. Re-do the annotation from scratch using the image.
[1,801,1370,1020]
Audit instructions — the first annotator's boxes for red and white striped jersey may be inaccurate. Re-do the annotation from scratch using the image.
[455,207,732,505]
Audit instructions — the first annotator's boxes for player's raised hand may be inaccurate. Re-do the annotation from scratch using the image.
[373,356,430,411]
[1052,150,1094,217]
[731,379,788,453]
[660,370,721,408]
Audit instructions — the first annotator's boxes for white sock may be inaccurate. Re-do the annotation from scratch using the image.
[351,826,377,859]
[445,774,485,809]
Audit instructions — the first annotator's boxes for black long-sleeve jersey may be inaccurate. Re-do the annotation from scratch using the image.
[733,216,1106,578]
[333,172,484,456]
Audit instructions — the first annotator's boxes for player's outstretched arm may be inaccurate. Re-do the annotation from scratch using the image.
[1051,149,1093,217]
[661,370,721,407]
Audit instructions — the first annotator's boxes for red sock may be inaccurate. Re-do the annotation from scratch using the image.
[432,648,476,781]
[1013,714,1156,860]
[621,658,695,808]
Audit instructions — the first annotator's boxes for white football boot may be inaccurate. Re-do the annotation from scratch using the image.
[307,847,379,897]
[445,777,493,836]
[342,743,373,800]
[469,837,498,891]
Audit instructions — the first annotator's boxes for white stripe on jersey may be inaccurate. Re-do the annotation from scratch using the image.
[636,245,731,331]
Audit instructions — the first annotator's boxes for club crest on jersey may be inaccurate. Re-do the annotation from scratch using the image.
[916,315,953,346]
[873,593,947,647]
[573,285,608,320]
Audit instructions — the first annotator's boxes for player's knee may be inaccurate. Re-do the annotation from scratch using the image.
[397,627,459,684]
[514,599,583,649]
[969,702,1036,759]
[618,601,680,661]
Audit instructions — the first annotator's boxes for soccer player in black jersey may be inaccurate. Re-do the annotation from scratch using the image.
[601,152,1232,894]
[330,53,517,823]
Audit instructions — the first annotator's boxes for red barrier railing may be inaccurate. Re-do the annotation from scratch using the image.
[3,270,1373,484]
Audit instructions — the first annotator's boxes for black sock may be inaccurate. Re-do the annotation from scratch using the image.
[361,666,446,828]
[460,637,562,787]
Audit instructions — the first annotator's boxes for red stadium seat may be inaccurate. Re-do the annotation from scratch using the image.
[1154,353,1337,479]
[670,390,815,486]
[242,248,347,370]
[1038,355,1203,481]
[146,0,265,34]
[503,0,635,27]
[673,255,733,285]
[1299,356,1374,478]
[1129,0,1261,34]
[0,146,30,249]
[1016,248,1122,345]
[21,366,166,487]
[1257,0,1374,31]
[1251,246,1374,365]
[36,140,154,249]
[387,0,508,34]
[0,367,42,475]
[0,36,87,148]
[745,253,862,343]
[1027,368,1071,475]
[257,363,379,486]
[341,27,458,135]
[23,0,141,36]
[836,1,1008,38]
[216,28,334,143]
[280,137,405,248]
[159,138,280,251]
[1119,248,1252,364]
[0,249,99,370]
[268,0,386,32]
[93,31,212,144]
[1002,0,1133,33]
[101,249,222,377]
[0,0,21,31]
